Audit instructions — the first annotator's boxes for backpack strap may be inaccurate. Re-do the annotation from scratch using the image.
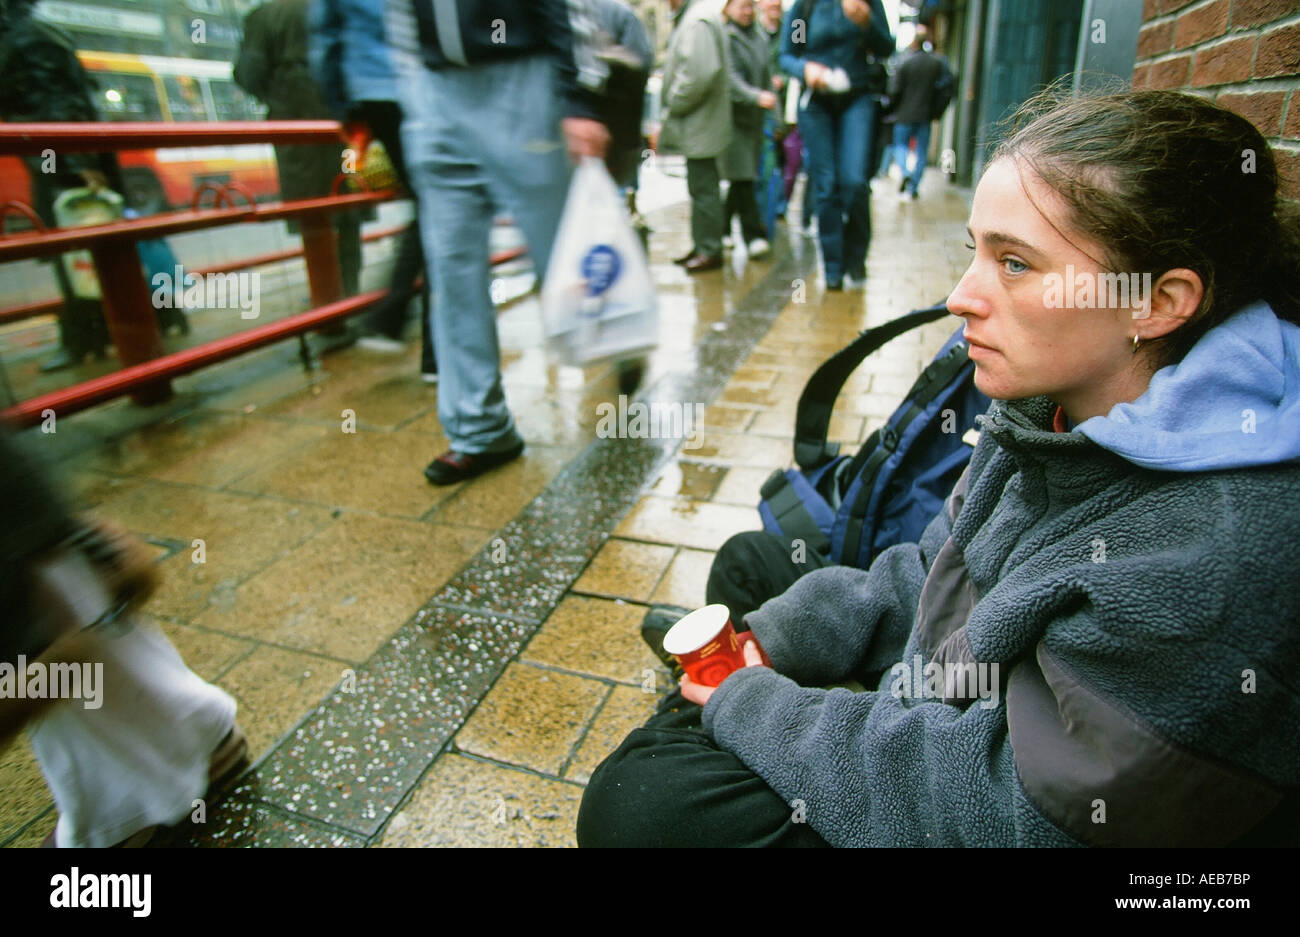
[793,302,951,471]
[837,334,974,566]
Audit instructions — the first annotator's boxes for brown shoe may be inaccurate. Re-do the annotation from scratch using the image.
[673,249,697,265]
[424,440,525,485]
[683,253,723,273]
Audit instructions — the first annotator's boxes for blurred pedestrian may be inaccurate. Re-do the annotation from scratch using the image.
[0,0,119,372]
[308,0,437,380]
[720,0,776,260]
[0,431,248,847]
[887,25,947,200]
[756,0,789,226]
[582,0,654,243]
[386,0,610,484]
[659,0,732,274]
[235,0,363,301]
[779,0,893,290]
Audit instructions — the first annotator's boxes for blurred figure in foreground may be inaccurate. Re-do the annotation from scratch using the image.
[1,431,247,847]
[386,0,609,484]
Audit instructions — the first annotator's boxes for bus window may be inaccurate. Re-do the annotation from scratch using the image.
[163,74,209,121]
[90,72,164,122]
[210,78,266,121]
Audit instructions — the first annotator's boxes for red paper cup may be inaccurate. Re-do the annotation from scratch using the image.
[662,604,769,688]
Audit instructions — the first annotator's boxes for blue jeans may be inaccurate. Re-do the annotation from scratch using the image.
[397,55,570,453]
[799,90,876,283]
[893,121,932,196]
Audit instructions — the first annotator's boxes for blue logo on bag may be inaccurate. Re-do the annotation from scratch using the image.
[582,245,621,297]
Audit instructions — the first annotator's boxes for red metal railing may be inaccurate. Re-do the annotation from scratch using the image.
[0,121,529,427]
[0,226,528,326]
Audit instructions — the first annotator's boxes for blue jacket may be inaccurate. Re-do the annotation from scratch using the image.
[778,0,893,92]
[705,303,1300,846]
[308,0,398,117]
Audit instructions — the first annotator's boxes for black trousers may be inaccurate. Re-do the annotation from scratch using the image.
[28,158,124,357]
[723,179,766,244]
[352,100,434,371]
[577,532,835,848]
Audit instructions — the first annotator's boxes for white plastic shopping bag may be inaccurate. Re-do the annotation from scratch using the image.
[541,157,657,366]
[53,187,125,300]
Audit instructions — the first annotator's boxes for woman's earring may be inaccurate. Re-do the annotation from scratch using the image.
[1132,334,1141,354]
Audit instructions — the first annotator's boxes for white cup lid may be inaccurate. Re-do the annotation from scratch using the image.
[662,604,731,655]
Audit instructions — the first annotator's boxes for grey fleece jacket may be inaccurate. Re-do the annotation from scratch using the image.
[703,389,1300,847]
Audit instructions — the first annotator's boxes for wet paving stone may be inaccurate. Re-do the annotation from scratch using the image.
[198,239,821,843]
[171,793,364,848]
[453,663,607,776]
[376,754,584,848]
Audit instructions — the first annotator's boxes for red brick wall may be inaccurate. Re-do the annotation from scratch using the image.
[1132,0,1300,204]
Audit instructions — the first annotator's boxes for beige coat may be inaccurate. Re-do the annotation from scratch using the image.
[659,0,732,160]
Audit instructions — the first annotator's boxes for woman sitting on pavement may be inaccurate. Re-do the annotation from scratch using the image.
[576,87,1300,847]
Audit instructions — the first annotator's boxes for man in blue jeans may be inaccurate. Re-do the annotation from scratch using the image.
[887,25,946,200]
[387,0,609,484]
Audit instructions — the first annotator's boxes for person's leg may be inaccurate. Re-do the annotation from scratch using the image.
[402,67,518,454]
[908,120,931,196]
[782,127,802,202]
[334,208,363,298]
[837,93,874,279]
[721,178,738,244]
[706,530,834,628]
[29,620,238,848]
[685,157,724,258]
[799,97,842,282]
[576,688,832,848]
[480,56,572,291]
[364,221,423,340]
[892,121,911,181]
[734,180,766,243]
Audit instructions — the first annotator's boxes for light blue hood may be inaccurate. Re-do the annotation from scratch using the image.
[1074,302,1300,471]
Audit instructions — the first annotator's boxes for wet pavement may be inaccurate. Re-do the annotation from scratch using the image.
[0,166,971,847]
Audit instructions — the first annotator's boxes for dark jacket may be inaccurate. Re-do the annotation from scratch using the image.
[719,20,771,181]
[0,8,121,200]
[407,0,599,120]
[584,0,652,182]
[703,305,1300,847]
[889,46,946,124]
[777,0,893,94]
[235,0,344,203]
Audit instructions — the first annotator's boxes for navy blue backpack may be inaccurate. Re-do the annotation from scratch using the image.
[758,302,991,570]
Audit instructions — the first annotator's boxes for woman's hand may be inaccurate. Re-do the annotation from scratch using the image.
[679,639,768,707]
[842,0,873,27]
[757,90,778,110]
[804,60,830,91]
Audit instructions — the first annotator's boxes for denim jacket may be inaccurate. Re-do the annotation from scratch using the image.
[778,0,894,93]
[308,0,398,118]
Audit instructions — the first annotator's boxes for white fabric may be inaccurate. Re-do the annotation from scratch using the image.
[27,621,237,848]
